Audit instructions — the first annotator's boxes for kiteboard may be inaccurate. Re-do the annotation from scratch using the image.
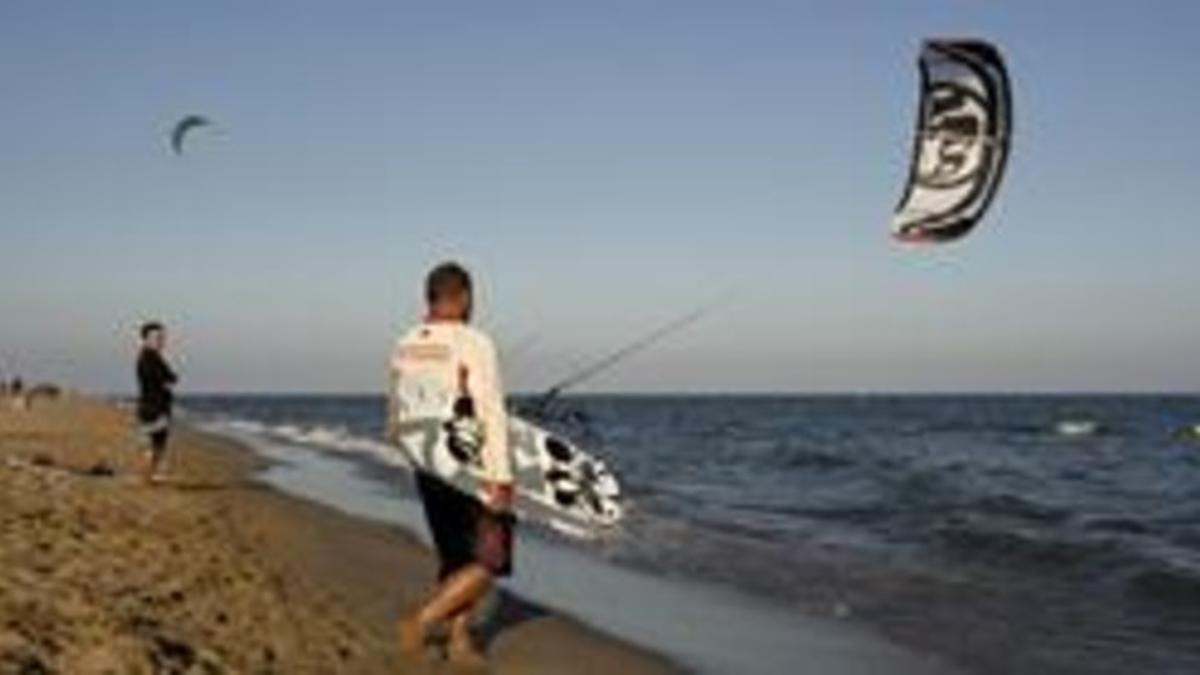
[391,412,623,539]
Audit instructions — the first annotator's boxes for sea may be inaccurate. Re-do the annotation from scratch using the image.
[181,394,1200,675]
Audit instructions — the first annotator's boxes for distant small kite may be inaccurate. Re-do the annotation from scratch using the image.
[169,115,213,155]
[893,40,1013,244]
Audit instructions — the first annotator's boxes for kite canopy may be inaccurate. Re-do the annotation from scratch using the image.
[893,40,1012,244]
[169,114,212,155]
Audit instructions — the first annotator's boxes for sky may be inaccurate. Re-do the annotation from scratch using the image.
[1,1,1198,394]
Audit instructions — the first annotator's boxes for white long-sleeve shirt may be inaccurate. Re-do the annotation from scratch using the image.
[388,321,512,484]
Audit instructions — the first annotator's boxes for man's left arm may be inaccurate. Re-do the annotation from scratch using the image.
[156,353,178,386]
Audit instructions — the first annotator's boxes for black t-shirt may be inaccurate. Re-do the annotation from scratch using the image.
[137,348,177,421]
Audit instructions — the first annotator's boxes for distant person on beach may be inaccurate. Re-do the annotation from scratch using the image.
[135,322,178,482]
[9,376,26,411]
[388,262,514,668]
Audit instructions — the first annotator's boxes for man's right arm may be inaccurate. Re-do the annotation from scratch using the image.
[143,352,175,387]
[466,332,513,510]
[161,356,178,385]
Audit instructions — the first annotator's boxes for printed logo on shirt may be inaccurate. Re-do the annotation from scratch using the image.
[400,343,451,362]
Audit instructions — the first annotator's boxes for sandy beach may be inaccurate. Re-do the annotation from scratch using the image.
[0,395,679,674]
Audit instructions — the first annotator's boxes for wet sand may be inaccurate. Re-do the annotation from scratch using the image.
[0,396,679,674]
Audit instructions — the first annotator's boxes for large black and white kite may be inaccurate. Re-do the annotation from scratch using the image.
[893,40,1012,244]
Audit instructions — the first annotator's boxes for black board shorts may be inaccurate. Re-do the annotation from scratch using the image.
[136,413,171,455]
[415,472,514,579]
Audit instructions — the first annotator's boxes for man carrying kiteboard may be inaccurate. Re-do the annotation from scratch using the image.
[388,262,514,668]
[135,321,178,483]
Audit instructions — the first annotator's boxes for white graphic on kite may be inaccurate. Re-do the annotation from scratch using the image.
[893,40,1012,244]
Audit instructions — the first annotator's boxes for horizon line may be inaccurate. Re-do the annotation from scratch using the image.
[86,388,1200,398]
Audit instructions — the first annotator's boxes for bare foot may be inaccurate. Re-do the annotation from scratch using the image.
[447,633,488,672]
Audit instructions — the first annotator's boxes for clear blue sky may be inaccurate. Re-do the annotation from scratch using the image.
[1,1,1198,393]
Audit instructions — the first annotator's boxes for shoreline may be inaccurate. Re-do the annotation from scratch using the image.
[203,407,965,675]
[0,396,679,673]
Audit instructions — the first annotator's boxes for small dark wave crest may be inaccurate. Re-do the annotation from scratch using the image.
[934,517,1122,571]
[1081,516,1152,536]
[971,493,1073,524]
[1128,563,1200,610]
[775,446,857,470]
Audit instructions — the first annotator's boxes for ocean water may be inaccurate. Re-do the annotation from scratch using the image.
[182,394,1200,675]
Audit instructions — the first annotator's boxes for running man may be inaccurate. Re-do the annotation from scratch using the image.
[135,322,178,482]
[387,262,514,668]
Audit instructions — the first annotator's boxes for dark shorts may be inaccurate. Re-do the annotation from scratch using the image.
[415,472,514,579]
[147,429,169,454]
[137,414,171,456]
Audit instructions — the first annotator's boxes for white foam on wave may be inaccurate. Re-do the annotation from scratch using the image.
[205,417,409,470]
[1055,420,1100,437]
